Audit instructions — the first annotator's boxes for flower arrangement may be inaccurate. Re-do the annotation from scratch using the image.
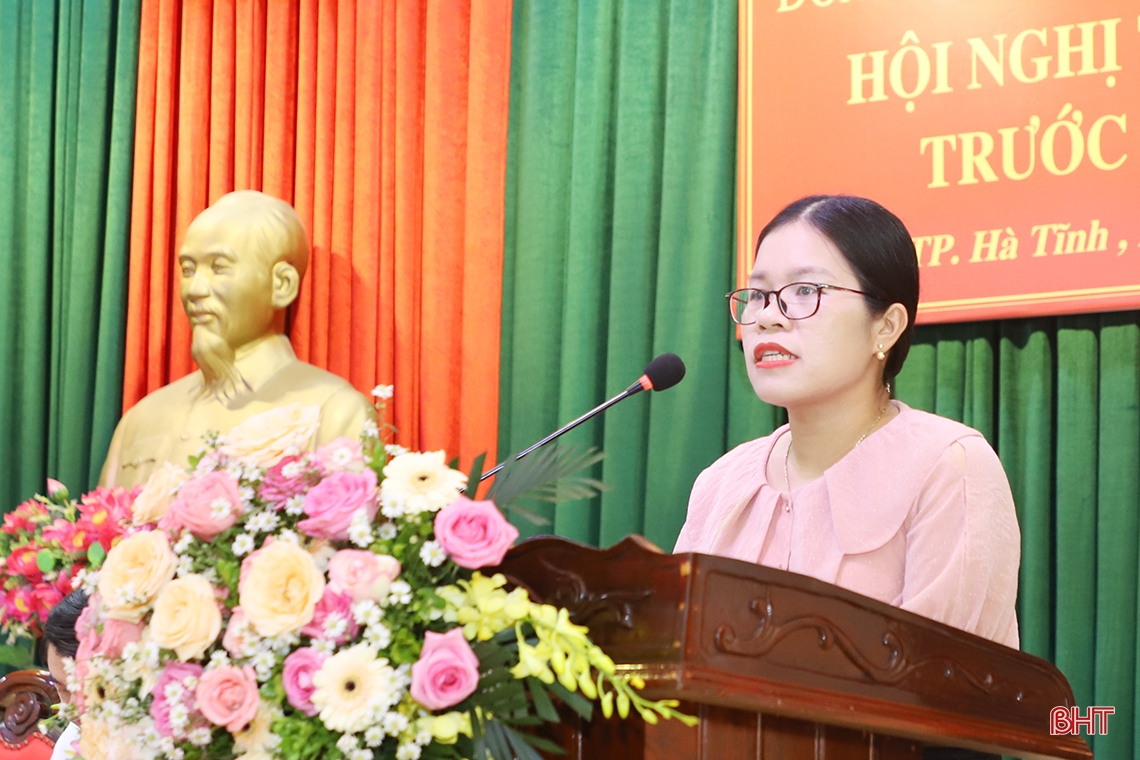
[60,390,693,760]
[0,480,135,647]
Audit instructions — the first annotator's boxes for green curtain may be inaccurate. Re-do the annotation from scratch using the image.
[500,0,743,550]
[896,314,1140,760]
[0,0,139,509]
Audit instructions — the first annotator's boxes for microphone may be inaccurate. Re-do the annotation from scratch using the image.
[480,353,686,481]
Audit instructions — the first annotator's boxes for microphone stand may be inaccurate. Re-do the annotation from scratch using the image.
[479,382,645,482]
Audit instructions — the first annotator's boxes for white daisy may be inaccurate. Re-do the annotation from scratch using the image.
[419,541,447,567]
[232,534,255,556]
[364,726,386,747]
[311,645,399,734]
[363,623,392,649]
[379,451,466,515]
[387,581,413,606]
[348,510,374,548]
[284,495,306,516]
[396,744,422,760]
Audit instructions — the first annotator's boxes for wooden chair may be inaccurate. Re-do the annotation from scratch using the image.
[0,670,58,760]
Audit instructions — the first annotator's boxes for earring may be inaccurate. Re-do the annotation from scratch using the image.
[876,343,886,361]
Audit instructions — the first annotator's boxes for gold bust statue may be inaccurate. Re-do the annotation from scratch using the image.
[100,190,373,488]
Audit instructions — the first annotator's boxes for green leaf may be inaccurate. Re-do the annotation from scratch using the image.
[486,445,607,510]
[548,681,594,722]
[502,723,548,760]
[465,452,487,499]
[527,677,560,723]
[0,644,34,668]
[482,720,515,760]
[503,503,552,527]
[87,541,106,568]
[515,730,567,755]
[36,550,56,573]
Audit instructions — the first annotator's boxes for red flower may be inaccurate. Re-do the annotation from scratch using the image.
[6,546,43,584]
[1,500,41,535]
[5,586,36,623]
[77,486,137,551]
[52,566,76,597]
[42,518,78,548]
[32,582,63,622]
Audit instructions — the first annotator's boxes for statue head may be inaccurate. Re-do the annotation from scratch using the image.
[178,191,310,398]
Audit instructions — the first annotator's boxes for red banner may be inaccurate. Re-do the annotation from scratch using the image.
[738,0,1139,323]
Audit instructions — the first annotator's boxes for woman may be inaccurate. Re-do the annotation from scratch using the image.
[43,589,88,760]
[675,195,1020,649]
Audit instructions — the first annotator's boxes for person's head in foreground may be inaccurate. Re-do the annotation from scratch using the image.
[730,194,919,417]
[43,588,89,705]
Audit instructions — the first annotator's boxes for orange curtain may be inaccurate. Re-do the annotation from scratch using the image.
[122,0,512,471]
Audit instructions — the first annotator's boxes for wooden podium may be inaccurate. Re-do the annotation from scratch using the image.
[495,537,1091,760]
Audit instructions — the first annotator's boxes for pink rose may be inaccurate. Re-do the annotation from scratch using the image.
[76,593,101,641]
[151,663,204,737]
[260,455,322,506]
[433,497,519,569]
[410,628,481,710]
[222,607,253,657]
[282,648,326,717]
[313,437,365,472]
[327,550,401,602]
[76,624,99,664]
[300,587,359,644]
[196,665,260,733]
[160,470,243,540]
[95,618,146,659]
[297,470,378,541]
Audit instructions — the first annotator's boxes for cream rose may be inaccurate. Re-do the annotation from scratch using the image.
[133,462,191,525]
[239,540,326,637]
[219,403,321,468]
[78,716,111,760]
[99,530,177,623]
[149,574,223,661]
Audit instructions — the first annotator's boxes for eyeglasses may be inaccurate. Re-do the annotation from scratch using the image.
[726,282,871,323]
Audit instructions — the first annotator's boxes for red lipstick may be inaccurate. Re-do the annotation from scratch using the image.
[753,342,797,369]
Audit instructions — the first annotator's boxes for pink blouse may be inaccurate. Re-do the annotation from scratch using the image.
[674,401,1020,648]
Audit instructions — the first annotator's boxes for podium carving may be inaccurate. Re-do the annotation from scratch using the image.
[495,536,1091,760]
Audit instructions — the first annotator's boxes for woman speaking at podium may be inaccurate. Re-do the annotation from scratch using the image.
[674,195,1020,651]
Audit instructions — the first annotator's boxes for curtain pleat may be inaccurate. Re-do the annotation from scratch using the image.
[120,0,512,472]
[898,315,1140,759]
[0,0,139,508]
[500,0,738,548]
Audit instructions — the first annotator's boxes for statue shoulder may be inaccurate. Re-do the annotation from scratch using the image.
[275,361,373,443]
[122,373,202,422]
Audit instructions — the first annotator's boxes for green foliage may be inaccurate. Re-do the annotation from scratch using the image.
[86,541,106,568]
[0,643,34,669]
[36,549,56,573]
[486,445,607,526]
[464,453,487,499]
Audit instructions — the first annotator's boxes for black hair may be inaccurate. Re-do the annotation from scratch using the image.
[755,195,919,384]
[42,589,88,659]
